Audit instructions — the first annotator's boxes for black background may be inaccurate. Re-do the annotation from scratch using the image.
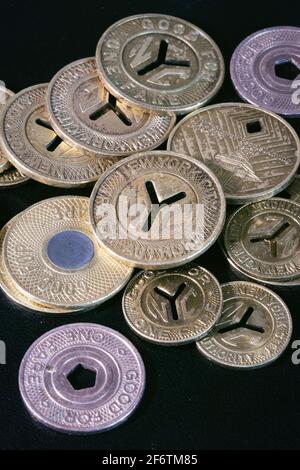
[0,0,300,451]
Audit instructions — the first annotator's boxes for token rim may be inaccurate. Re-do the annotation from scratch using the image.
[0,85,14,172]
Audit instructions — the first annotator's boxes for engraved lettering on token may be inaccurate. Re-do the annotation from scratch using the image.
[122,264,223,345]
[197,282,292,368]
[96,14,224,114]
[19,324,145,433]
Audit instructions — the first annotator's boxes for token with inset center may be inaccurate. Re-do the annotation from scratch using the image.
[0,84,119,187]
[230,27,300,116]
[0,166,29,188]
[167,103,300,204]
[0,85,14,172]
[3,196,133,309]
[196,281,292,368]
[19,323,145,433]
[90,151,226,269]
[0,218,82,313]
[122,264,223,345]
[224,198,300,281]
[96,14,224,114]
[47,57,176,156]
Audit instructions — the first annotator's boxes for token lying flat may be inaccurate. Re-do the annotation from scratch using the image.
[3,196,133,309]
[96,14,224,114]
[167,103,300,204]
[224,198,300,281]
[90,151,226,269]
[47,57,176,157]
[0,166,29,188]
[0,218,82,314]
[0,85,14,172]
[0,84,119,187]
[230,27,300,116]
[196,281,292,368]
[19,323,145,433]
[122,264,223,345]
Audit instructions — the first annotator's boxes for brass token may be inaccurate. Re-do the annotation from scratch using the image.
[197,281,292,369]
[0,166,29,188]
[168,103,300,204]
[224,198,300,281]
[0,217,82,314]
[0,85,14,172]
[90,151,226,269]
[0,84,119,187]
[47,57,176,156]
[3,196,133,309]
[122,265,223,345]
[96,14,224,114]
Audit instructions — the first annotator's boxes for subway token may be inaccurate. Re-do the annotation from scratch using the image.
[3,196,133,309]
[224,198,300,281]
[0,85,14,172]
[122,265,223,345]
[196,281,292,368]
[47,57,176,157]
[0,218,82,313]
[19,323,145,433]
[0,166,29,188]
[96,14,224,114]
[0,84,119,187]
[230,27,300,116]
[167,103,300,204]
[90,151,226,269]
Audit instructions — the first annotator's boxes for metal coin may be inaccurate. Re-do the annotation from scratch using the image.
[0,218,83,313]
[167,103,300,204]
[0,166,29,188]
[90,151,226,269]
[19,323,145,433]
[224,198,300,281]
[122,264,223,345]
[0,85,14,172]
[280,175,300,203]
[47,57,176,157]
[196,281,292,369]
[96,14,224,114]
[0,84,120,187]
[3,196,133,309]
[230,27,300,116]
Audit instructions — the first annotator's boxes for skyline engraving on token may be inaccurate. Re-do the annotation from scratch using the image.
[230,26,300,116]
[224,198,300,281]
[3,196,133,309]
[19,323,145,433]
[0,85,14,172]
[0,84,119,187]
[197,281,292,368]
[0,166,29,188]
[96,14,224,114]
[47,57,176,156]
[90,151,226,269]
[167,103,300,204]
[122,265,223,345]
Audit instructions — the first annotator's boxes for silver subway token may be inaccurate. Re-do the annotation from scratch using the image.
[280,176,300,203]
[0,85,14,172]
[122,264,223,345]
[196,281,292,369]
[19,323,145,433]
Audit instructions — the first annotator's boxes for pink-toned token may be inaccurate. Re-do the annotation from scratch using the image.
[230,26,300,116]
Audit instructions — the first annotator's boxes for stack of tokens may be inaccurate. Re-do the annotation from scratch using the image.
[1,14,299,433]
